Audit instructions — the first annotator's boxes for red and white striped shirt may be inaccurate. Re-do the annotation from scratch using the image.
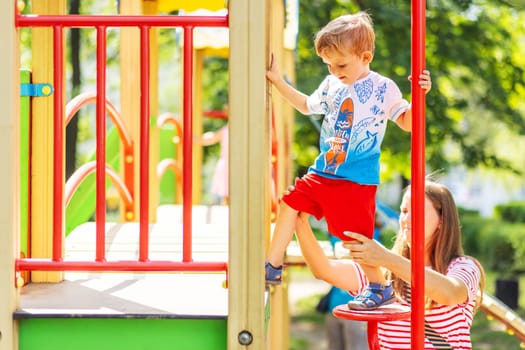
[352,257,482,349]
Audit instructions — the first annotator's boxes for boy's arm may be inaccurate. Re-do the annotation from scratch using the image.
[395,107,413,132]
[266,54,310,115]
[394,70,432,132]
[269,77,310,115]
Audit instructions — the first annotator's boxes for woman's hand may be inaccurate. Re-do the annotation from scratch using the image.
[281,177,300,198]
[343,231,392,267]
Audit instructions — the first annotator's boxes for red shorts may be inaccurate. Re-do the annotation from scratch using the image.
[282,173,376,240]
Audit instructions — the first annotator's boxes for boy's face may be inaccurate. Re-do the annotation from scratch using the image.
[320,49,372,85]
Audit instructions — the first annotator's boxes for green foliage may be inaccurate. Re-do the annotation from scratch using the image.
[202,57,229,109]
[460,210,525,278]
[379,227,397,249]
[291,293,327,324]
[289,337,310,350]
[494,201,525,223]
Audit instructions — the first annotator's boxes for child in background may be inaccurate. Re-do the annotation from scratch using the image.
[265,11,431,310]
[200,123,229,205]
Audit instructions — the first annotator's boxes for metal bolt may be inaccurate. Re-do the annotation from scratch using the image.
[238,330,253,345]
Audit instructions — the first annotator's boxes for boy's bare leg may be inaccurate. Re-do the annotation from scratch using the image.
[265,201,299,267]
[360,264,387,285]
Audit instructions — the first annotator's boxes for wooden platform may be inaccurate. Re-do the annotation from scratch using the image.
[63,221,229,262]
[16,272,228,319]
[17,205,231,320]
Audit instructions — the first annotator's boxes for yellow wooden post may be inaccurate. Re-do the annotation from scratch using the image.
[0,1,19,348]
[193,49,204,204]
[266,1,294,348]
[120,0,142,222]
[228,0,270,348]
[30,0,66,283]
[280,0,296,195]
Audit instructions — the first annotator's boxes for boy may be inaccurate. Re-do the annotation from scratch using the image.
[265,12,431,310]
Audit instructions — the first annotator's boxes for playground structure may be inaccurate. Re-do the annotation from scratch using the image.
[1,0,524,349]
[2,0,296,349]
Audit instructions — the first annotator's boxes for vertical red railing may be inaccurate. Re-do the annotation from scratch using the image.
[182,26,194,263]
[52,25,64,262]
[15,14,228,273]
[96,26,107,262]
[411,0,426,347]
[139,25,151,262]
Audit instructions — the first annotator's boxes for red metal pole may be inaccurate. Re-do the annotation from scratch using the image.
[139,26,151,262]
[16,259,228,272]
[95,26,107,262]
[182,26,194,263]
[17,15,228,28]
[52,25,64,261]
[411,0,426,348]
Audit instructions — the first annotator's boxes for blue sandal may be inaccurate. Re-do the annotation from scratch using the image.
[347,283,395,310]
[265,262,283,285]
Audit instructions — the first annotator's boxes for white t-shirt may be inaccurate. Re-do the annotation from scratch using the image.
[306,71,409,185]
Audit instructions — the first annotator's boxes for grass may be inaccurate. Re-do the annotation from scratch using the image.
[289,337,310,350]
[288,267,525,350]
[471,312,522,349]
[472,271,525,349]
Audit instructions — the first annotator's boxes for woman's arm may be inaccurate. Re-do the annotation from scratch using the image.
[294,214,361,293]
[344,231,469,306]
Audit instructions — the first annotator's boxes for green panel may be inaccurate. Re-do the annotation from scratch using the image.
[65,126,121,235]
[19,69,31,256]
[19,318,227,350]
[66,115,170,234]
[265,290,271,334]
[159,126,178,205]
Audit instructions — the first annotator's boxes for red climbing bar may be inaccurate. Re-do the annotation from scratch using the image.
[411,0,427,347]
[16,259,228,272]
[96,26,107,262]
[52,25,64,262]
[139,25,151,262]
[17,14,228,28]
[182,26,194,263]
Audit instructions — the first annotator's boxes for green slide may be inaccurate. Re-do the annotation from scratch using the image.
[65,117,178,235]
[65,126,122,235]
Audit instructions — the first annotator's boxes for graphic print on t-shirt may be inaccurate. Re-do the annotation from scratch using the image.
[324,98,353,174]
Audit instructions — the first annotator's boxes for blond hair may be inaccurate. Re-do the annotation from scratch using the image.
[314,12,375,57]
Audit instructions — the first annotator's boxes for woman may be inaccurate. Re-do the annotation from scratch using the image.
[293,180,485,349]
